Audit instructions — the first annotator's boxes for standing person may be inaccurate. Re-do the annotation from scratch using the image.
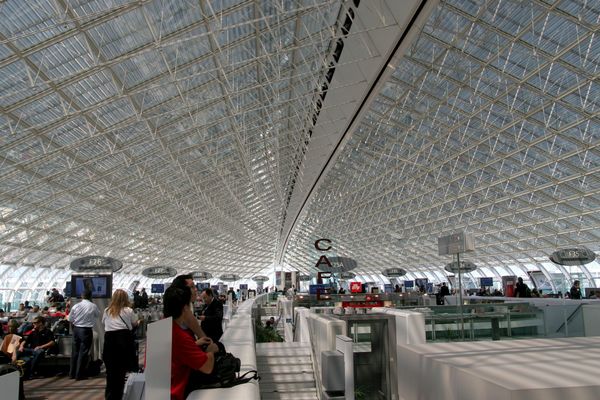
[514,277,530,298]
[102,289,140,400]
[132,290,141,309]
[68,289,100,380]
[199,288,224,343]
[570,280,582,300]
[140,288,149,309]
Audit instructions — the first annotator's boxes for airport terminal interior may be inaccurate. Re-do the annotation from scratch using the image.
[1,0,600,399]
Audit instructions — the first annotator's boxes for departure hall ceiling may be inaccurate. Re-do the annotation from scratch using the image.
[1,0,600,280]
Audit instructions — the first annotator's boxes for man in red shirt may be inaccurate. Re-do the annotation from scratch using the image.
[163,285,217,400]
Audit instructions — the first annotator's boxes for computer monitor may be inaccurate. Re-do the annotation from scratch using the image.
[71,273,112,298]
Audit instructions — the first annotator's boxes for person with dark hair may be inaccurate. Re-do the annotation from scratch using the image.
[68,289,100,380]
[17,316,56,379]
[199,288,224,342]
[514,277,530,298]
[140,288,149,309]
[164,285,217,400]
[171,274,209,342]
[570,280,582,300]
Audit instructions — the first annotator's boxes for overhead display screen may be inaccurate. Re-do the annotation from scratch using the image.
[72,274,112,298]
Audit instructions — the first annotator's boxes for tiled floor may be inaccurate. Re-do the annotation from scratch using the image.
[24,374,107,400]
[22,338,145,400]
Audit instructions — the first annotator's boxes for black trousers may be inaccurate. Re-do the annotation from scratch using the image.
[70,326,93,379]
[103,329,131,400]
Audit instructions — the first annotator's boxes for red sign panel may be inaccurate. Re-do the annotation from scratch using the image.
[350,281,362,293]
[342,300,384,308]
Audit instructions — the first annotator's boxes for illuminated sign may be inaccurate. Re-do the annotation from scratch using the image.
[350,281,362,293]
[341,300,384,308]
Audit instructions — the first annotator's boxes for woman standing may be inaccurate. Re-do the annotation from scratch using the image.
[102,289,140,400]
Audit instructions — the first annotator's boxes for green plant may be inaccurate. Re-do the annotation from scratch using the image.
[354,385,368,400]
[255,321,284,343]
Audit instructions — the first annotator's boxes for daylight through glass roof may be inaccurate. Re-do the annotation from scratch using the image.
[1,0,600,289]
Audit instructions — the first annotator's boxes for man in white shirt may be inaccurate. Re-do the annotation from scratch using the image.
[68,289,100,380]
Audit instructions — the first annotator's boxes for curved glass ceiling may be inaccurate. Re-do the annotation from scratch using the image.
[1,0,600,282]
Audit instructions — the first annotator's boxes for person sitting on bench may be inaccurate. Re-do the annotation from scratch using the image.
[16,316,56,379]
[163,285,218,400]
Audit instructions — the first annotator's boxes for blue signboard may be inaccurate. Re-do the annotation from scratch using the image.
[309,284,328,294]
[404,280,414,288]
[151,283,164,294]
[239,284,248,290]
[384,284,393,293]
[480,277,493,287]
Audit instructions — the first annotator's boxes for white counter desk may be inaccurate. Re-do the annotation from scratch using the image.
[397,336,600,400]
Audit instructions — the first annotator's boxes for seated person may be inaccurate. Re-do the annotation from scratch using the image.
[0,321,21,364]
[163,285,217,400]
[18,305,40,335]
[16,316,56,379]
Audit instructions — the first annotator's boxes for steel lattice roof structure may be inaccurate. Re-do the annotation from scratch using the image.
[1,0,600,290]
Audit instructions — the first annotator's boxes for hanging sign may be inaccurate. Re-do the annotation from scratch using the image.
[444,261,478,274]
[70,256,123,272]
[382,268,407,277]
[550,247,596,266]
[142,266,177,278]
[192,271,212,281]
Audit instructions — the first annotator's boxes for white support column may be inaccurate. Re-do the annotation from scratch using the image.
[336,335,354,400]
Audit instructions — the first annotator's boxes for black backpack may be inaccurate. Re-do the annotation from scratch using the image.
[186,352,259,392]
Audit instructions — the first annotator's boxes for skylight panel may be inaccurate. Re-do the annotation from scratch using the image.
[62,69,118,108]
[89,7,153,59]
[0,0,76,50]
[28,34,96,81]
[521,12,585,57]
[0,60,49,108]
[12,92,64,128]
[90,97,136,127]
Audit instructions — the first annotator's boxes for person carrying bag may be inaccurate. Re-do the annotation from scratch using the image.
[102,289,142,400]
